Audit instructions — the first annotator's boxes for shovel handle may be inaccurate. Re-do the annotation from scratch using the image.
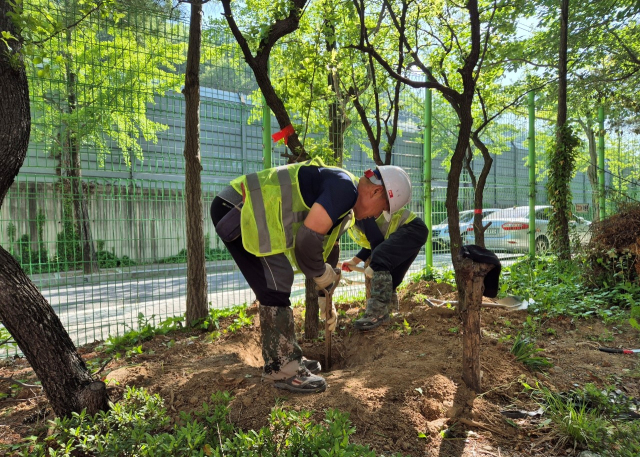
[323,271,341,372]
[338,262,366,273]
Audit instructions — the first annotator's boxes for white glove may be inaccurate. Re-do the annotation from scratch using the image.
[364,266,374,279]
[318,296,337,332]
[313,263,339,290]
[341,258,360,272]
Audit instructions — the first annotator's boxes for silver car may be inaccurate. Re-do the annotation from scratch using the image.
[431,208,500,250]
[466,205,591,253]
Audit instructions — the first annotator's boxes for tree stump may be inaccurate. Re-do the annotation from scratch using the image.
[456,256,496,393]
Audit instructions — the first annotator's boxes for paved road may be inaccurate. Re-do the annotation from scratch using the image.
[38,252,523,347]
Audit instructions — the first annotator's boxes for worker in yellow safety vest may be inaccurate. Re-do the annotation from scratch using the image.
[210,158,412,394]
[338,198,428,330]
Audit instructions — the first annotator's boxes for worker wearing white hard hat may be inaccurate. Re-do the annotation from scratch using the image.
[316,165,428,332]
[362,166,413,221]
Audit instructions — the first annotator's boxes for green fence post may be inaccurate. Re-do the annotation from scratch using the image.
[528,91,536,258]
[423,78,433,269]
[262,63,272,170]
[597,105,605,219]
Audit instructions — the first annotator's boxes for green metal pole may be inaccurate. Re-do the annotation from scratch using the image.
[262,98,271,170]
[262,63,272,170]
[423,80,433,269]
[528,91,536,258]
[598,105,605,219]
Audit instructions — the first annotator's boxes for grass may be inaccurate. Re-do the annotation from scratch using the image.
[523,381,640,456]
[510,332,553,372]
[97,304,252,359]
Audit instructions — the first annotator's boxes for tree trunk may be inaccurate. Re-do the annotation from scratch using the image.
[0,0,109,417]
[446,0,481,390]
[446,108,474,268]
[0,250,109,416]
[65,28,99,274]
[69,140,99,274]
[220,0,311,164]
[455,256,495,393]
[183,0,208,325]
[549,0,572,260]
[470,134,495,248]
[304,277,320,339]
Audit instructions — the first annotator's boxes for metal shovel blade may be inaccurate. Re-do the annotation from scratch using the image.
[494,295,530,311]
[426,295,530,311]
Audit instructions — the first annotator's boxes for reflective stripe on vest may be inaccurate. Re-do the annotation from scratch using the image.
[231,157,357,259]
[348,208,416,249]
[246,173,271,253]
[396,209,412,229]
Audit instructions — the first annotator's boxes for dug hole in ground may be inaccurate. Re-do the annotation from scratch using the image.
[1,280,639,456]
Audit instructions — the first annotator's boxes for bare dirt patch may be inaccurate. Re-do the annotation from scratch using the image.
[1,282,639,456]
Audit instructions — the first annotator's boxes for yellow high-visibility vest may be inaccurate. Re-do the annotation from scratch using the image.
[348,208,416,249]
[230,157,358,263]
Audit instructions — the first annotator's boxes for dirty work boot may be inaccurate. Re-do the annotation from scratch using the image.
[354,270,392,331]
[301,357,321,374]
[259,305,326,393]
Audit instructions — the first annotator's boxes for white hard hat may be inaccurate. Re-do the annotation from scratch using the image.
[365,166,412,220]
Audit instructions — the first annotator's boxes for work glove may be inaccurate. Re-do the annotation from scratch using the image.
[313,263,340,291]
[318,296,337,332]
[341,258,360,272]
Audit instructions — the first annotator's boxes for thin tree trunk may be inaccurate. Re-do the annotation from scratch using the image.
[470,134,494,248]
[550,0,572,259]
[65,28,98,274]
[183,0,208,325]
[0,0,109,417]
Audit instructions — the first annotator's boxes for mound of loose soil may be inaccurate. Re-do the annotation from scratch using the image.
[1,282,639,456]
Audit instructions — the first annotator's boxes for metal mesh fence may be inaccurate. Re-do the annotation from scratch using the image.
[1,4,639,352]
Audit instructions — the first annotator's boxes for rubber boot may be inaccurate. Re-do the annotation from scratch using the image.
[354,270,392,330]
[259,305,326,393]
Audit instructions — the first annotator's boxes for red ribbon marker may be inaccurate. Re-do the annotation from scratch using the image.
[474,209,482,214]
[271,124,295,145]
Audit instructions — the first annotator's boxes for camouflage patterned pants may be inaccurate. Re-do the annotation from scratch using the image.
[259,305,302,375]
[365,270,393,316]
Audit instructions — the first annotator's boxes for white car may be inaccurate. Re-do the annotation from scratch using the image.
[466,205,591,253]
[431,208,501,251]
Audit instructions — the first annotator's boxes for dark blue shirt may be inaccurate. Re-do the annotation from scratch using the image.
[298,166,358,229]
[353,217,384,261]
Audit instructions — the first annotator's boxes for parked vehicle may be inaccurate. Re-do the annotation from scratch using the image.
[431,208,501,251]
[466,205,591,253]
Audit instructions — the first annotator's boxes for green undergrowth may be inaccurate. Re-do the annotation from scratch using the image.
[4,387,402,457]
[409,266,456,286]
[523,381,640,456]
[502,256,640,326]
[96,304,252,359]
